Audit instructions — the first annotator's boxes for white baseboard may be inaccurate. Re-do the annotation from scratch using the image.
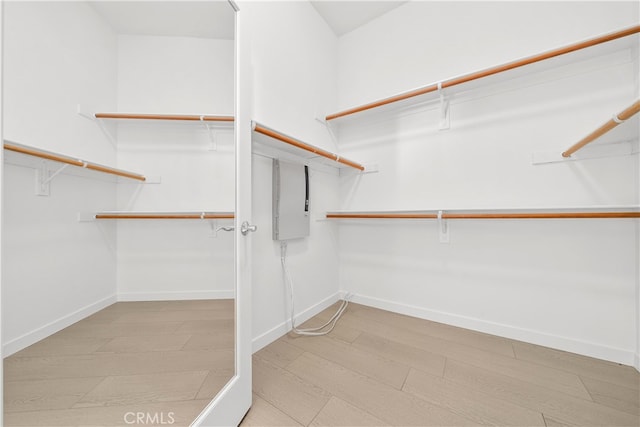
[3,294,117,357]
[349,293,637,367]
[252,292,342,353]
[117,290,234,302]
[3,291,234,357]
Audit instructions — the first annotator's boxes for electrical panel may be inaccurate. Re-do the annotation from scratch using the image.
[272,159,310,240]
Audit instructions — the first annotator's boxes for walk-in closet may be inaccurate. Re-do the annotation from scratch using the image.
[1,1,639,426]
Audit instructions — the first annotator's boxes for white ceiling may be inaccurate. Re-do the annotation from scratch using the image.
[89,1,405,40]
[311,1,407,36]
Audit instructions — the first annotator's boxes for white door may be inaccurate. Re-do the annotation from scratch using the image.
[192,3,252,425]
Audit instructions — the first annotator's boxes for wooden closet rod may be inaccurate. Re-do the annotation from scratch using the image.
[326,211,640,220]
[95,212,235,220]
[562,99,640,157]
[3,142,146,181]
[444,212,640,219]
[94,113,235,122]
[252,123,365,171]
[326,25,640,121]
[327,213,438,219]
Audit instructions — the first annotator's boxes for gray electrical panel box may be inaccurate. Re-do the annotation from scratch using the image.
[272,159,310,240]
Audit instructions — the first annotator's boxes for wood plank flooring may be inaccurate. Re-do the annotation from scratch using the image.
[5,300,639,426]
[3,300,234,426]
[242,302,640,427]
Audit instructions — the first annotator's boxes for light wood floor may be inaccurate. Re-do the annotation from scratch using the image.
[3,300,234,426]
[242,302,640,427]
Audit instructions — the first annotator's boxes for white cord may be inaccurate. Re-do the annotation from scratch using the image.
[280,241,349,336]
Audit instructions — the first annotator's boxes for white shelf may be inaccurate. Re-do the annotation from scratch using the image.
[3,140,146,182]
[93,112,234,126]
[251,121,366,171]
[326,206,640,220]
[90,211,235,220]
[81,109,236,151]
[326,26,639,124]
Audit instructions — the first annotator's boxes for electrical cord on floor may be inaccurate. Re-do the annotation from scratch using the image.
[280,241,349,336]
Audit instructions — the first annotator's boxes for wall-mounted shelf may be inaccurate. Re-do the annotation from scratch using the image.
[3,140,146,181]
[327,207,639,243]
[92,211,234,220]
[79,108,236,150]
[93,112,235,124]
[325,25,640,123]
[251,121,366,171]
[326,207,640,220]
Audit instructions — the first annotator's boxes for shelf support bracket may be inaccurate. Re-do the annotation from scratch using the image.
[438,210,450,243]
[200,116,218,151]
[77,212,96,222]
[95,118,117,148]
[437,82,450,130]
[35,162,69,196]
[77,105,117,148]
[315,115,340,151]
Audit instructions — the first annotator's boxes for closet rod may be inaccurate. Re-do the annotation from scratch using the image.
[562,99,640,157]
[252,123,365,171]
[3,142,146,181]
[95,212,235,220]
[326,25,640,121]
[326,211,640,220]
[94,113,235,122]
[327,213,438,219]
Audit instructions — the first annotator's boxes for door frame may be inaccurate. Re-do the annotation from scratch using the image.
[0,1,5,425]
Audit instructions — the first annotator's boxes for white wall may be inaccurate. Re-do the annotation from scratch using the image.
[335,1,639,365]
[2,2,117,163]
[116,35,234,115]
[114,35,235,300]
[245,1,342,350]
[2,2,119,355]
[337,1,639,111]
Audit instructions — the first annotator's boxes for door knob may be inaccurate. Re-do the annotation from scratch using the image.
[240,221,257,235]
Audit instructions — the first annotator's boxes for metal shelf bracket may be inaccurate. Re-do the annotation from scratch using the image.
[35,161,70,196]
[200,116,218,151]
[437,82,450,130]
[438,210,450,243]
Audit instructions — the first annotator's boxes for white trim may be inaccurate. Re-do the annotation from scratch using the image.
[2,294,117,357]
[117,290,234,302]
[1,3,5,423]
[252,291,343,353]
[2,290,234,357]
[348,293,637,368]
[192,374,243,427]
